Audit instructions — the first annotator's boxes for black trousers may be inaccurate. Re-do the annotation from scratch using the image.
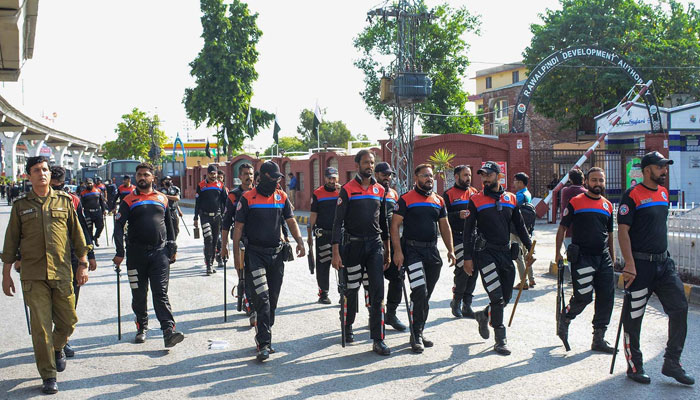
[315,235,332,292]
[71,259,81,308]
[126,245,175,331]
[565,251,614,329]
[404,244,442,335]
[453,233,479,306]
[623,257,688,372]
[85,210,104,240]
[384,256,403,310]
[245,246,285,348]
[342,236,385,341]
[200,213,221,267]
[169,209,180,240]
[475,247,516,332]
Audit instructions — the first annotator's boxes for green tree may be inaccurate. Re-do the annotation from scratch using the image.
[103,108,167,163]
[428,148,455,181]
[524,0,700,132]
[354,1,482,134]
[183,0,274,153]
[296,108,356,149]
[264,136,306,156]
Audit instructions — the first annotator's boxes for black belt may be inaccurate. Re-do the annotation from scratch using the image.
[632,251,668,262]
[87,208,100,213]
[484,242,510,252]
[247,243,284,255]
[404,239,437,248]
[202,212,219,217]
[128,242,165,251]
[346,234,380,243]
[314,228,333,238]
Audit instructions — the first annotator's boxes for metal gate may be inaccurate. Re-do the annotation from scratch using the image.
[530,148,645,203]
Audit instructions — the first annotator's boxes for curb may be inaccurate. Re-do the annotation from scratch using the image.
[548,261,700,305]
[295,215,309,226]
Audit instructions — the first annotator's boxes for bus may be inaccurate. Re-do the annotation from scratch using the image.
[97,160,141,186]
[75,167,98,183]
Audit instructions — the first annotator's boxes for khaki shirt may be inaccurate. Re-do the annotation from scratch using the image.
[1,188,90,281]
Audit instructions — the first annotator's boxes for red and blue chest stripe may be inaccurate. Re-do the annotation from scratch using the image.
[471,191,517,212]
[402,190,444,209]
[124,191,168,210]
[81,188,101,198]
[345,179,385,202]
[385,188,399,204]
[314,187,339,202]
[119,184,134,195]
[199,180,224,192]
[569,193,612,216]
[245,189,287,209]
[629,185,669,210]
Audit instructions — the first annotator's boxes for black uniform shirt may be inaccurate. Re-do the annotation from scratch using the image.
[235,187,293,248]
[194,179,226,216]
[114,189,174,257]
[80,187,106,212]
[442,185,478,235]
[395,189,447,242]
[310,185,340,231]
[331,175,387,244]
[617,183,669,254]
[163,185,181,211]
[118,183,135,202]
[222,185,249,231]
[560,192,613,253]
[463,189,531,261]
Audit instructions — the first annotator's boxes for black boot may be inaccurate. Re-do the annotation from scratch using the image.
[450,296,463,318]
[206,264,213,275]
[410,332,424,353]
[63,343,75,358]
[494,328,511,356]
[373,340,391,356]
[318,290,331,305]
[627,367,651,384]
[591,328,616,354]
[135,326,147,344]
[421,333,434,348]
[345,325,355,343]
[461,302,475,319]
[54,349,67,372]
[557,313,571,351]
[257,345,270,362]
[662,359,695,385]
[42,378,58,394]
[385,304,406,331]
[163,327,185,348]
[475,307,490,339]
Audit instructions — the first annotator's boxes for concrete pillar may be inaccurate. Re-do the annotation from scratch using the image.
[83,151,94,167]
[49,143,71,168]
[25,135,49,157]
[72,148,85,169]
[1,131,23,180]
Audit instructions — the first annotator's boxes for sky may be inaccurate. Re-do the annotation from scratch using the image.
[0,0,571,153]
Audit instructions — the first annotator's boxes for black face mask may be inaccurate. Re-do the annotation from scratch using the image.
[164,181,171,187]
[484,184,504,201]
[324,183,336,191]
[51,184,64,191]
[257,176,278,196]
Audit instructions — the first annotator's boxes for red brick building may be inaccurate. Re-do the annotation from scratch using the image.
[182,134,531,211]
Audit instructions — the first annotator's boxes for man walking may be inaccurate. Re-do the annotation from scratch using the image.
[79,178,107,247]
[2,156,91,394]
[194,165,226,275]
[308,167,340,304]
[512,172,535,290]
[113,163,184,348]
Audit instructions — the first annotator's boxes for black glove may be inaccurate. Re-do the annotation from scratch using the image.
[167,241,178,261]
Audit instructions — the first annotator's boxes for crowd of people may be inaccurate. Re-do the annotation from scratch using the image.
[1,150,694,394]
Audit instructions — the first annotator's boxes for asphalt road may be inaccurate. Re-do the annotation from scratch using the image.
[0,201,698,399]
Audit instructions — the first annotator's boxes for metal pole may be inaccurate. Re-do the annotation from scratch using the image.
[114,264,122,340]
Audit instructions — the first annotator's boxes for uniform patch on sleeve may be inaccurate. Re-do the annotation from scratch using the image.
[465,209,470,218]
[236,201,242,211]
[562,208,569,217]
[337,197,343,205]
[619,204,629,216]
[115,212,121,219]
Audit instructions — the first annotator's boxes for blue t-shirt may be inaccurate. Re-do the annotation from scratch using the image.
[516,188,532,205]
[289,176,298,190]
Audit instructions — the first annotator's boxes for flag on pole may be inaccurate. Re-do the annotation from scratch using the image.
[205,139,211,158]
[273,115,281,144]
[222,126,229,155]
[246,107,254,136]
[313,101,322,142]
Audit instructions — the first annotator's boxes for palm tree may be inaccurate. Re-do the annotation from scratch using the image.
[428,148,455,190]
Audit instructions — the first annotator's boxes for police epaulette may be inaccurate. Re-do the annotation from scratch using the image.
[16,193,27,200]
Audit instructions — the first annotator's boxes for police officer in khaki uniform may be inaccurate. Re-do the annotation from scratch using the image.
[2,156,91,395]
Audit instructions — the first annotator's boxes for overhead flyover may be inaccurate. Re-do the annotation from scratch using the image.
[0,94,102,178]
[0,0,38,81]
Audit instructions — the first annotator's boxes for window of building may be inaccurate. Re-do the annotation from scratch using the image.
[298,172,304,191]
[495,99,509,119]
[485,77,492,89]
[512,70,519,83]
